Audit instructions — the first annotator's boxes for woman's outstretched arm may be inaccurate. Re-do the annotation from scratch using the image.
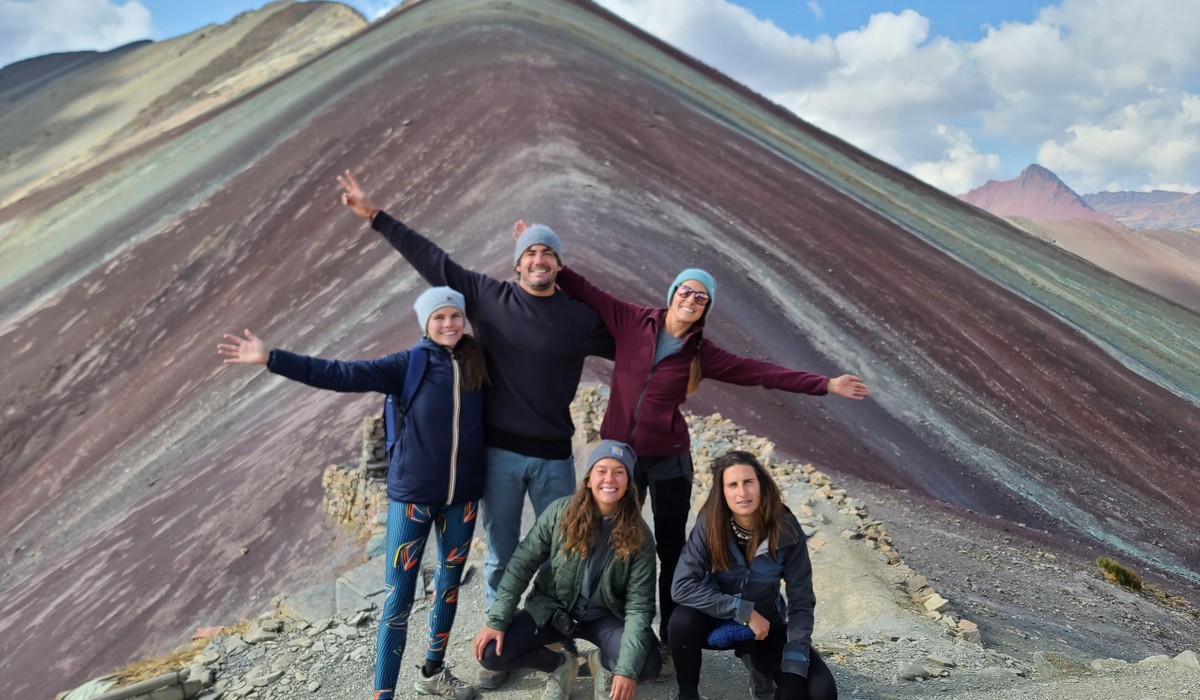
[218,329,409,395]
[700,341,870,399]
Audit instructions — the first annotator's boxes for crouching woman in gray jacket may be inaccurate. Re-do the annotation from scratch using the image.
[669,451,837,700]
[472,440,662,700]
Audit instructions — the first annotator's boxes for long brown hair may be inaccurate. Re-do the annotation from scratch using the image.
[701,450,794,572]
[560,467,644,560]
[686,354,703,395]
[452,334,489,392]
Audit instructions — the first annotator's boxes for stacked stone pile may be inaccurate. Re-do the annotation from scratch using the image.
[686,411,776,475]
[319,417,388,551]
[358,416,389,477]
[568,383,608,443]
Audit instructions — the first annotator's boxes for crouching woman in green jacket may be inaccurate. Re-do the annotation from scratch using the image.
[472,440,662,700]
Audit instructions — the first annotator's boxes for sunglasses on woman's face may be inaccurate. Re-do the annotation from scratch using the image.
[676,284,710,305]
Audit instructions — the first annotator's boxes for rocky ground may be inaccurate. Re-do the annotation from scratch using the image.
[59,402,1200,700]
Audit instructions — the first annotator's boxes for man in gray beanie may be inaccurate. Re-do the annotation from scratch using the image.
[338,171,613,689]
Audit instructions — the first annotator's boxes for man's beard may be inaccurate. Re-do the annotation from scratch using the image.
[522,271,555,292]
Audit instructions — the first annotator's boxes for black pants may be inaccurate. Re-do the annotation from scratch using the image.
[634,454,693,642]
[481,609,662,681]
[668,605,837,700]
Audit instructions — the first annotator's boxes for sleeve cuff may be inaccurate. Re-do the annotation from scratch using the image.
[733,597,756,623]
[781,649,810,677]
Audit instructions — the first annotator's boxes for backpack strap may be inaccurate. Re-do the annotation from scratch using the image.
[401,346,429,409]
[384,347,429,461]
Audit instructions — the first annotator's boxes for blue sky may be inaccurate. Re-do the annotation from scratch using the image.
[1,0,1197,195]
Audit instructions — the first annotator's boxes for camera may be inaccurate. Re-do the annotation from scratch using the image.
[551,609,579,636]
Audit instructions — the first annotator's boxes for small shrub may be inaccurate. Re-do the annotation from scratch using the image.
[111,639,208,687]
[111,620,246,687]
[1096,556,1142,591]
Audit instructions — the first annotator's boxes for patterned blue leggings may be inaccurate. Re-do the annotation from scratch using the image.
[373,499,478,699]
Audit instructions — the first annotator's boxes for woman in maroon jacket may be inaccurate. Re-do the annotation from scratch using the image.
[525,223,870,662]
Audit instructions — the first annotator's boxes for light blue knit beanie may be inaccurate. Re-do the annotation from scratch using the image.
[413,286,466,334]
[667,268,717,318]
[513,224,563,267]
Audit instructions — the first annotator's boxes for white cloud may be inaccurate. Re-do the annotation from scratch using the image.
[598,0,836,94]
[0,0,152,68]
[784,12,993,167]
[1042,0,1200,88]
[973,0,1200,191]
[1039,93,1200,192]
[597,0,1200,194]
[910,125,1003,194]
[832,9,929,72]
[352,1,403,22]
[597,0,1000,188]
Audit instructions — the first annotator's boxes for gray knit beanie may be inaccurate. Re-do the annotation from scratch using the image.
[413,286,466,334]
[513,224,563,267]
[586,439,637,481]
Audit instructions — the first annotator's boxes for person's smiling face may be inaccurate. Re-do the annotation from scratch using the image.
[588,457,629,515]
[426,306,465,348]
[667,279,709,328]
[514,244,561,293]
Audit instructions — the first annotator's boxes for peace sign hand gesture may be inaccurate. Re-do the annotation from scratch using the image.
[337,169,380,220]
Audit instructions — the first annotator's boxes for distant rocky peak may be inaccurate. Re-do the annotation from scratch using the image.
[958,164,1117,225]
[1018,163,1064,186]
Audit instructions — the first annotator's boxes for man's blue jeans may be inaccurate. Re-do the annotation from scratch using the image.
[482,446,576,606]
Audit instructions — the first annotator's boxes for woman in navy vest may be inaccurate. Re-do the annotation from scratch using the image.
[219,286,487,700]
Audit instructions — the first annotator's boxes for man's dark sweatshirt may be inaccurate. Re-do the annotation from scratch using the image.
[372,212,612,459]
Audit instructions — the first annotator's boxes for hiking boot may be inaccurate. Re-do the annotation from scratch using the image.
[563,637,590,677]
[477,666,508,690]
[587,649,613,700]
[657,642,676,680]
[550,639,590,677]
[414,665,477,700]
[540,651,579,700]
[739,653,774,700]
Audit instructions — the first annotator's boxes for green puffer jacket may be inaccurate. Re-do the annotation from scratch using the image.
[487,496,658,679]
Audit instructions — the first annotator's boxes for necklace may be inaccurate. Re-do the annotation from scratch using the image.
[731,520,754,545]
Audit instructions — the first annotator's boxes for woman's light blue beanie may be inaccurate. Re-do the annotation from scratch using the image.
[413,286,466,333]
[667,268,717,318]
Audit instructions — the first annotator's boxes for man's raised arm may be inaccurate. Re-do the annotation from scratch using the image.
[338,170,491,302]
